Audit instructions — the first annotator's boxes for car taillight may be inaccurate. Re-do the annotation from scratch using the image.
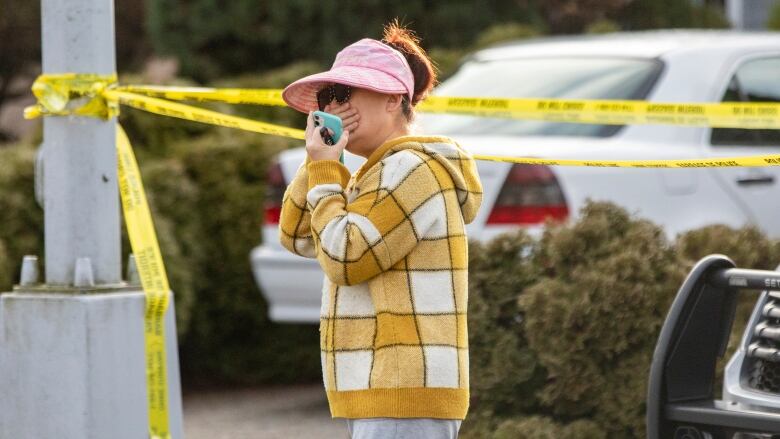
[486,164,569,225]
[264,161,286,225]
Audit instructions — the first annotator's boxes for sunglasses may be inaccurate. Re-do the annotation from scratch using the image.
[316,83,352,111]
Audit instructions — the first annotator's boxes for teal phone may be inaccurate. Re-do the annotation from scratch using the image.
[313,111,345,164]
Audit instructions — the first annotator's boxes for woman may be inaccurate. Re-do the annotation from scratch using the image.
[278,21,482,439]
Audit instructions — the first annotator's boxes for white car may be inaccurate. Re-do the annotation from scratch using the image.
[252,30,780,323]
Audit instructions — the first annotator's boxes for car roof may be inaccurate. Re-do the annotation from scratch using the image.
[472,29,780,61]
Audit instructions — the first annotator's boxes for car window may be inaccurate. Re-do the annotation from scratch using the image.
[417,56,663,138]
[711,57,780,147]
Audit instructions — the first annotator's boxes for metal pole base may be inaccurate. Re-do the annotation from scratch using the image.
[0,290,184,438]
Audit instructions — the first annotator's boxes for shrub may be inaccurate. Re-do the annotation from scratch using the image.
[618,0,707,30]
[769,1,780,30]
[462,201,780,438]
[145,0,540,81]
[0,239,11,289]
[537,0,627,34]
[619,1,729,30]
[171,132,322,385]
[586,19,621,34]
[0,1,40,141]
[689,4,731,29]
[473,23,543,50]
[0,142,200,336]
[467,231,545,416]
[520,202,685,437]
[676,224,780,271]
[0,143,42,287]
[494,415,605,439]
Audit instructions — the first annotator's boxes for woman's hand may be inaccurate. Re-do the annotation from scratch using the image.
[305,111,349,162]
[324,101,360,133]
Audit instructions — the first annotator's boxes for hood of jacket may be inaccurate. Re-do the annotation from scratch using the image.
[353,135,483,224]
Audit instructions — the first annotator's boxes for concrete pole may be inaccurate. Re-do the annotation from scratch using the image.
[41,0,121,285]
[0,0,184,437]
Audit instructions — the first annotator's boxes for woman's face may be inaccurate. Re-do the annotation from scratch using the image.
[325,87,404,158]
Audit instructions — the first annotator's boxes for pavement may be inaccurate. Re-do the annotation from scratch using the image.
[183,383,348,439]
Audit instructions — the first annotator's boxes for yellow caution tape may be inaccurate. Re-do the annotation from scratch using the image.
[20,74,780,176]
[109,84,780,167]
[472,153,780,168]
[116,84,780,129]
[117,85,286,106]
[116,126,172,439]
[102,89,304,139]
[24,73,120,120]
[419,96,780,129]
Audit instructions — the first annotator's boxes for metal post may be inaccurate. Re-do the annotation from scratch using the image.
[726,0,745,29]
[41,0,121,285]
[0,0,184,437]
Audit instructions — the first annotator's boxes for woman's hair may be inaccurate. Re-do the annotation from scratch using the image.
[381,19,438,121]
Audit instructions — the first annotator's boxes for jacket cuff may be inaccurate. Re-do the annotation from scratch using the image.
[307,159,351,190]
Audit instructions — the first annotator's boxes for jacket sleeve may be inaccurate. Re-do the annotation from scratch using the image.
[306,153,446,286]
[278,156,317,258]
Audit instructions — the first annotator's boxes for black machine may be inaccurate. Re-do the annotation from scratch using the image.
[648,254,780,439]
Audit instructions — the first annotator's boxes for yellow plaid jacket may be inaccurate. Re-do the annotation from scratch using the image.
[278,135,483,419]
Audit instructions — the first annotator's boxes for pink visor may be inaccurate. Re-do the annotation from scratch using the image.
[282,38,415,113]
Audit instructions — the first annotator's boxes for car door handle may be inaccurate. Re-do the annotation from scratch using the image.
[736,175,775,186]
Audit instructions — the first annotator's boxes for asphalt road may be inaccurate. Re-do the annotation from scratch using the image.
[183,383,348,439]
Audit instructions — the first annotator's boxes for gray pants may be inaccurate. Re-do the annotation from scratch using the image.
[345,417,462,439]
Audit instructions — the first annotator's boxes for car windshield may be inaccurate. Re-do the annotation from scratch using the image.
[418,56,663,137]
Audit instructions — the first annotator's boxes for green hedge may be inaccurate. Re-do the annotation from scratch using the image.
[0,144,41,290]
[770,1,780,30]
[0,143,199,338]
[461,201,780,439]
[145,0,542,81]
[171,133,322,385]
[143,0,730,82]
